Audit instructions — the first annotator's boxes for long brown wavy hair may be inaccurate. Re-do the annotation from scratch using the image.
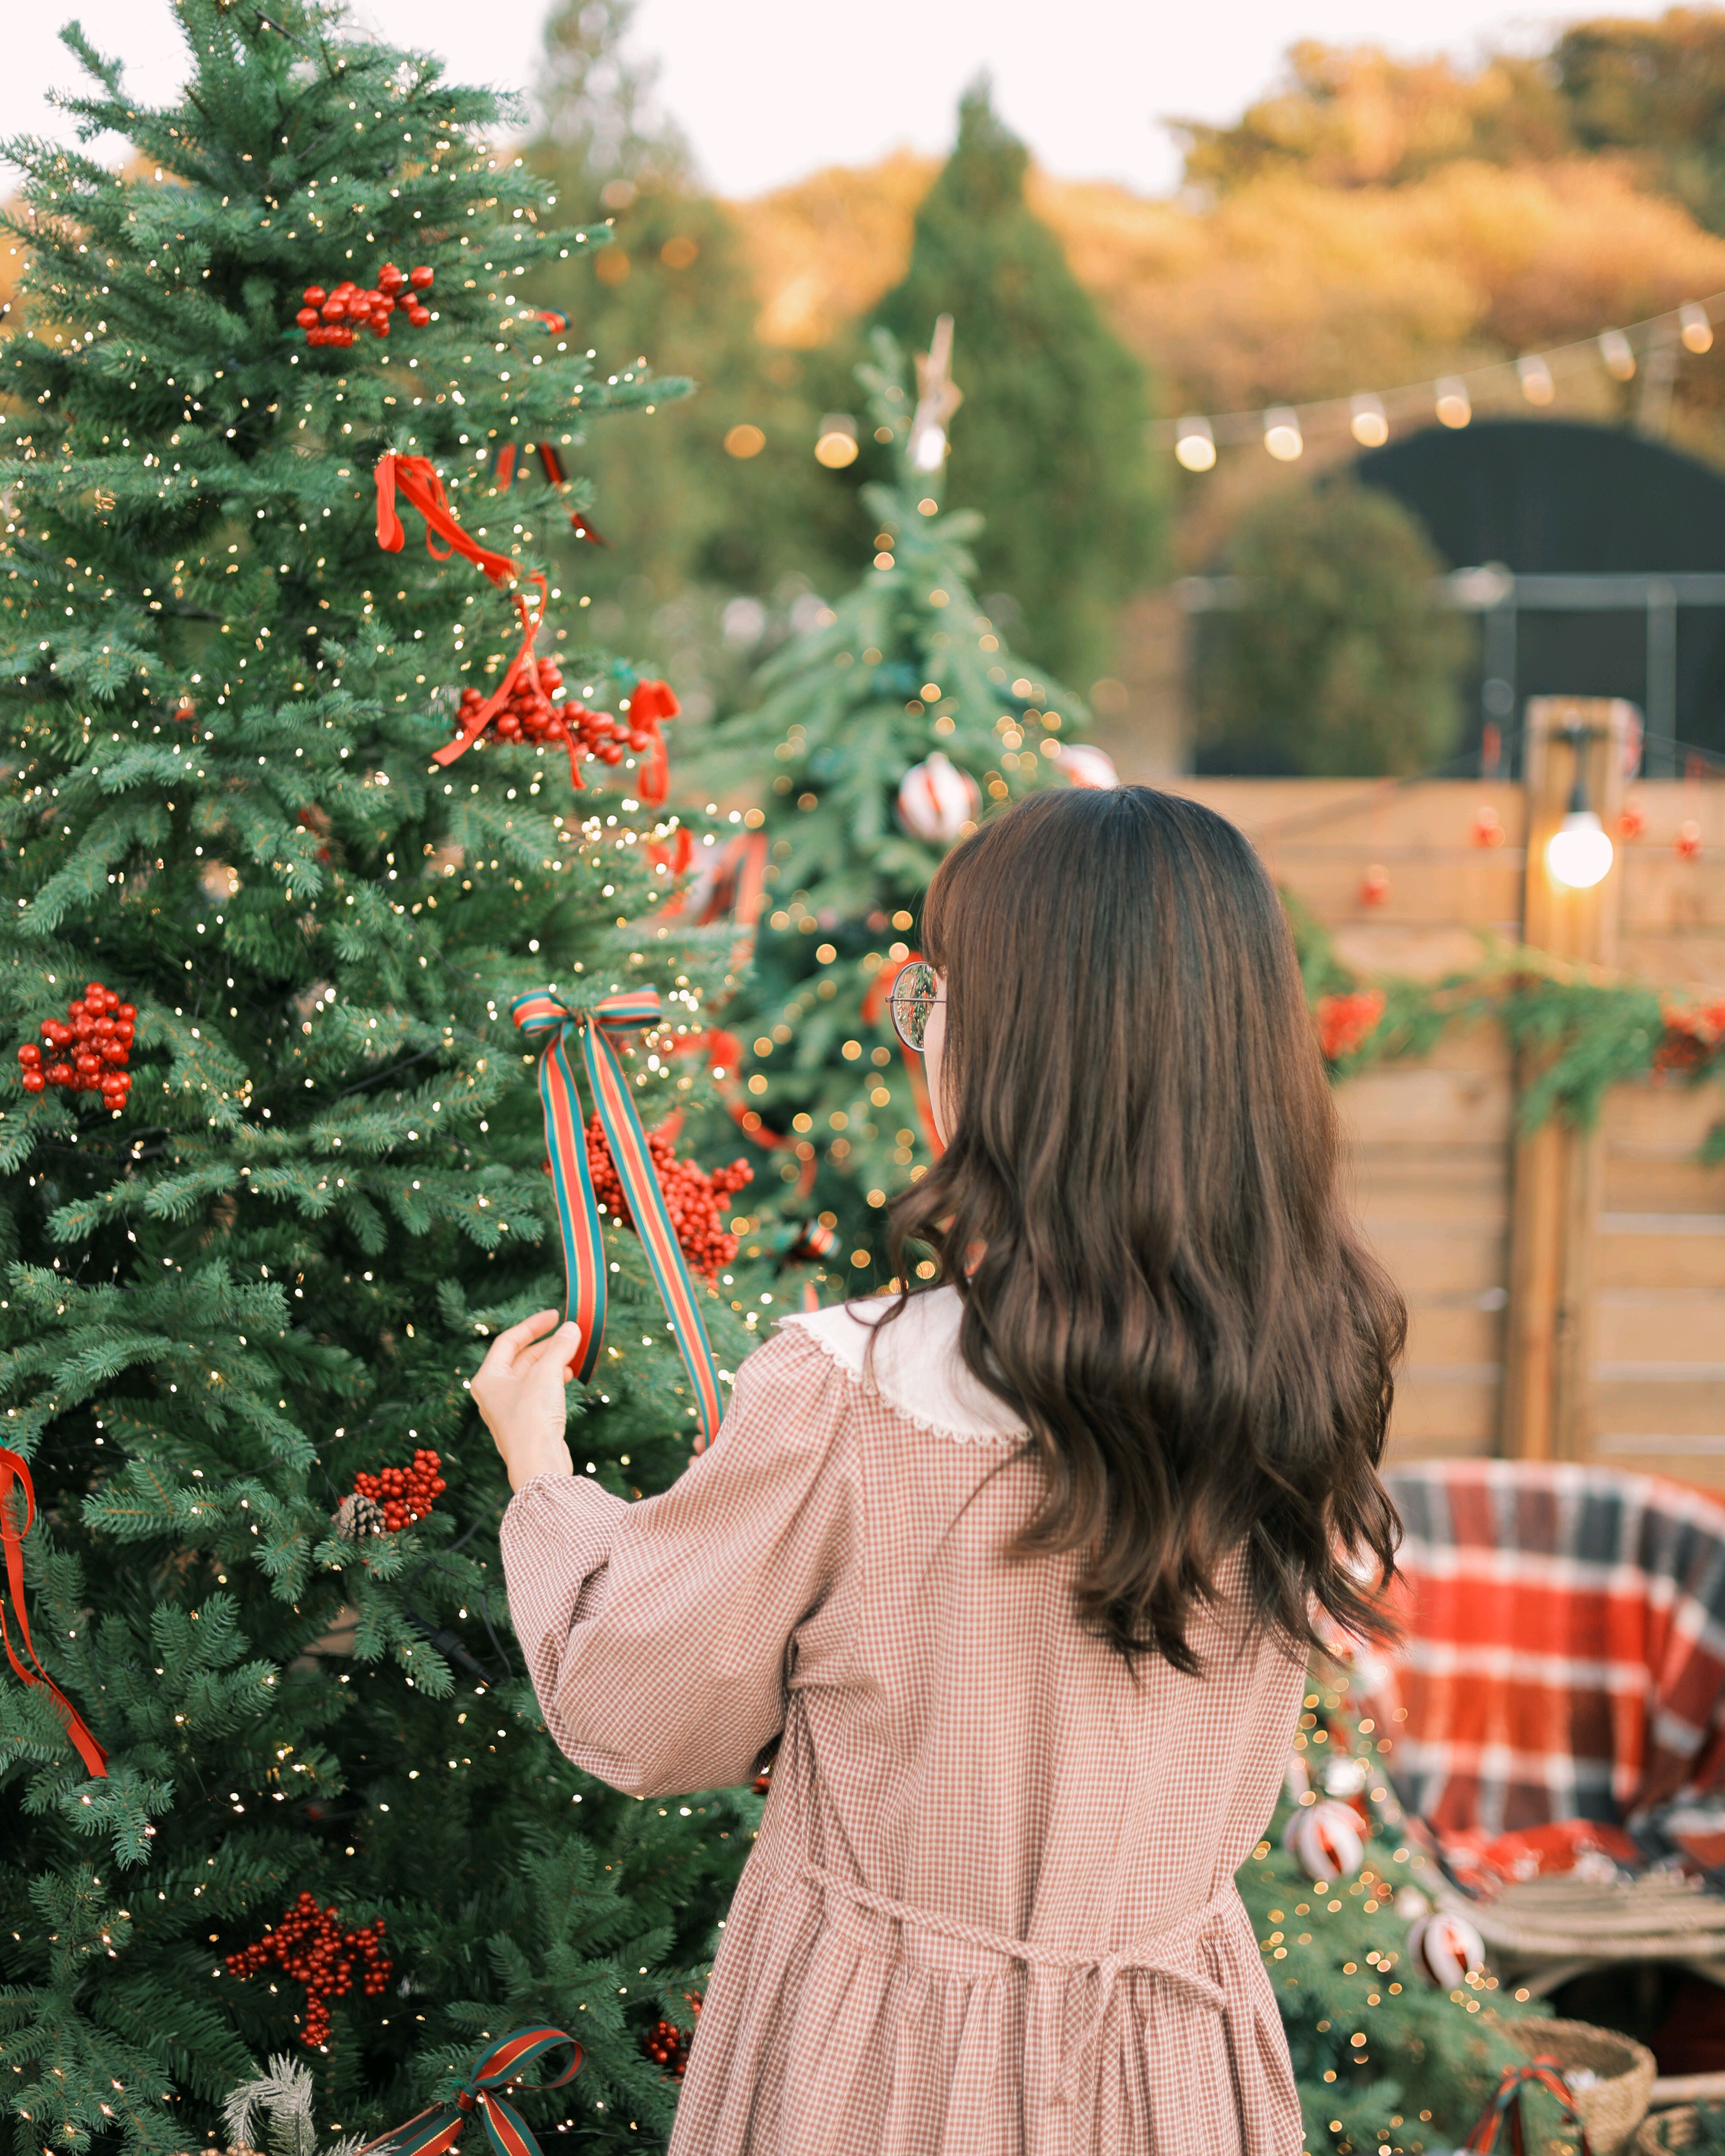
[886,784,1403,1673]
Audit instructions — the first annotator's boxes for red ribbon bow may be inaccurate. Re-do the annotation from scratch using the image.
[622,679,677,806]
[0,1448,108,1777]
[511,988,725,1449]
[1462,2056,1591,2155]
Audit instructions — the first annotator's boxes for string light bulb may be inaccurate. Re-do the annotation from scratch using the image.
[1599,328,1637,381]
[1349,395,1387,448]
[1681,303,1714,354]
[1517,354,1555,406]
[1435,378,1471,429]
[1546,751,1615,891]
[1263,408,1302,461]
[1175,416,1216,471]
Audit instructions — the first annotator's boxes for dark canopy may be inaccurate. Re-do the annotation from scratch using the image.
[1356,418,1725,757]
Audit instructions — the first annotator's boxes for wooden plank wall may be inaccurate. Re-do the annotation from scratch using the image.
[1146,777,1725,1484]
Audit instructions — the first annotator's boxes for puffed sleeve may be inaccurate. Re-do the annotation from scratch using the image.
[500,1324,856,1797]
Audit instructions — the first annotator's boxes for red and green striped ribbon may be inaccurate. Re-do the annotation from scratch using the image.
[511,986,724,1448]
[359,2026,583,2156]
[1462,2056,1590,2155]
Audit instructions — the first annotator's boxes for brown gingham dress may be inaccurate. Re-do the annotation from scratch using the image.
[501,1287,1307,2156]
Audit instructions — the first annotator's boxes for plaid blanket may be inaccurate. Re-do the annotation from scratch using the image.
[1359,1460,1725,1848]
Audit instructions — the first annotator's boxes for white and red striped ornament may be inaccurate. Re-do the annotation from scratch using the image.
[897,752,979,843]
[1405,1911,1486,1989]
[1283,1799,1366,1883]
[1056,742,1119,790]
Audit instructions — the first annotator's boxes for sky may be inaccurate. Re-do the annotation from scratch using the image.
[0,0,1694,199]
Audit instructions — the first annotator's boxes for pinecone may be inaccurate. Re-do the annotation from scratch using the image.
[333,1492,385,1542]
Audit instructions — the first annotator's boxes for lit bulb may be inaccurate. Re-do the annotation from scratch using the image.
[815,429,858,469]
[1546,808,1614,889]
[908,423,947,472]
[1349,395,1387,448]
[1175,417,1216,471]
[1435,378,1471,429]
[1517,354,1554,406]
[1263,407,1302,461]
[1681,302,1714,355]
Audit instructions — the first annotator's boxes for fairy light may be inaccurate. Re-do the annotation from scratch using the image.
[1263,407,1302,461]
[1517,354,1555,405]
[1598,327,1637,382]
[1175,415,1216,470]
[1682,302,1714,354]
[1348,394,1387,448]
[1434,377,1471,429]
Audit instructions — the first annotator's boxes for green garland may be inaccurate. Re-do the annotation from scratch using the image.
[1287,895,1725,1157]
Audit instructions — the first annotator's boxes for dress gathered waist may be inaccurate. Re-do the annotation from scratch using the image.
[775,1864,1237,2110]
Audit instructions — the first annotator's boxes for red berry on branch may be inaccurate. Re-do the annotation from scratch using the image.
[409,265,433,288]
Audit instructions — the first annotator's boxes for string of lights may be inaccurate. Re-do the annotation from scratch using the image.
[1161,291,1724,470]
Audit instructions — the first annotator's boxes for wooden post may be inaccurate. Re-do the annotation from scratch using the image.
[1500,697,1633,1460]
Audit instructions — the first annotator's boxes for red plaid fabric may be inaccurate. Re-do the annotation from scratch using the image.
[1360,1461,1725,1839]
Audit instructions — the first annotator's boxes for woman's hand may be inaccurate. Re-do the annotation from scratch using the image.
[473,1310,579,1492]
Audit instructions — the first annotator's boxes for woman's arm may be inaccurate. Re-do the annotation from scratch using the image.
[484,1323,856,1798]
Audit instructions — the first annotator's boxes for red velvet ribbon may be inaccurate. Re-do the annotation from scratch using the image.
[428,576,574,779]
[623,680,677,806]
[375,453,516,588]
[0,1448,108,1778]
[487,438,606,544]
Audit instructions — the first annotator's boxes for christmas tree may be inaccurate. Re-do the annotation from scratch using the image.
[869,82,1167,688]
[1238,1666,1552,2156]
[690,326,1099,1283]
[0,6,767,2151]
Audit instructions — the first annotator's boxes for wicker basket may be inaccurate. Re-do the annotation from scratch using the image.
[1507,2018,1657,2156]
[1633,2111,1710,2153]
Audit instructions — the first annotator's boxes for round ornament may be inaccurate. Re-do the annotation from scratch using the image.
[1406,1909,1486,1988]
[1283,1798,1365,1882]
[897,752,979,843]
[1056,743,1120,790]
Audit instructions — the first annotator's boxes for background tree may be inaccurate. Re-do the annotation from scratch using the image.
[522,0,839,731]
[1192,480,1469,777]
[691,330,1093,1281]
[1239,1667,1544,2156]
[0,6,766,2151]
[867,84,1167,689]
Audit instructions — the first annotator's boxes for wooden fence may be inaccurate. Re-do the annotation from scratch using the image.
[1145,763,1725,1486]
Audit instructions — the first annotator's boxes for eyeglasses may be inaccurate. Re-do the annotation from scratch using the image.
[889,959,944,1053]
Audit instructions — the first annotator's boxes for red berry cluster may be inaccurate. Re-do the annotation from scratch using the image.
[18,981,135,1106]
[225,1892,392,2048]
[643,1994,701,2079]
[296,263,433,347]
[452,660,654,773]
[352,1448,445,1533]
[1314,990,1387,1064]
[585,1117,752,1281]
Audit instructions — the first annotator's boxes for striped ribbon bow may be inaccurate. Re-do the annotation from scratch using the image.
[0,1448,107,1778]
[512,987,725,1448]
[360,2027,583,2156]
[1462,2055,1591,2155]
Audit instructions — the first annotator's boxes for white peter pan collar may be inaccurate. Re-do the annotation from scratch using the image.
[780,1285,1027,1444]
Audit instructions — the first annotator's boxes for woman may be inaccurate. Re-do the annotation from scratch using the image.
[477,784,1404,2155]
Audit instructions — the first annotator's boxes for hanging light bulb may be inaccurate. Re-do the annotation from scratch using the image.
[1175,416,1216,471]
[1681,302,1714,354]
[1263,407,1303,461]
[1517,354,1555,406]
[1435,378,1471,428]
[1546,763,1615,890]
[1598,328,1637,381]
[1349,394,1387,448]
